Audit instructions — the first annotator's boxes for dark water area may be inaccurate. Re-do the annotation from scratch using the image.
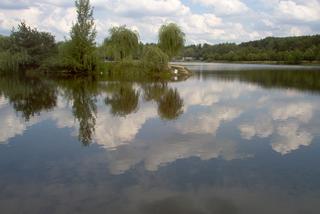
[1,63,320,214]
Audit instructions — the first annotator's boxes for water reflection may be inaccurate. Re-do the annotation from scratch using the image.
[0,73,57,121]
[61,77,99,145]
[1,65,320,213]
[198,69,320,93]
[105,83,140,117]
[0,73,186,145]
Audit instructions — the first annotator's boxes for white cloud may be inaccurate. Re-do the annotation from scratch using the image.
[107,134,247,174]
[94,103,157,149]
[0,109,27,143]
[0,104,42,143]
[104,0,190,17]
[175,106,242,135]
[271,102,313,123]
[0,0,318,44]
[272,122,313,155]
[193,0,249,15]
[277,0,320,22]
[238,117,273,140]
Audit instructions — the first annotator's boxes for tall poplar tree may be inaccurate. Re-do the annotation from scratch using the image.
[65,0,97,72]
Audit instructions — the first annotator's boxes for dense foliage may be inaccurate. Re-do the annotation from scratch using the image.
[61,0,98,72]
[182,35,320,64]
[104,26,139,61]
[142,46,169,72]
[0,22,56,72]
[159,23,185,59]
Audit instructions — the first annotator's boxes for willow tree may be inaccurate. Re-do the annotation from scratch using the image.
[142,46,169,72]
[107,26,139,61]
[158,23,185,59]
[63,0,97,72]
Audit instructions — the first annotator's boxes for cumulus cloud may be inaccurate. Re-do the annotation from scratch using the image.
[193,0,249,15]
[0,0,319,43]
[0,109,27,143]
[107,136,246,174]
[238,116,274,140]
[272,122,313,155]
[277,0,320,22]
[94,103,157,149]
[104,0,190,17]
[0,102,42,143]
[271,102,313,123]
[175,106,242,135]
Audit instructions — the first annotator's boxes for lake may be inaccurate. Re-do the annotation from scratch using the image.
[1,63,320,214]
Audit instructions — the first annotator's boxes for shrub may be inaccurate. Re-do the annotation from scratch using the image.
[142,46,169,72]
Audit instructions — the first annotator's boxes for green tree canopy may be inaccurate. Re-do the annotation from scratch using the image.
[0,22,57,72]
[0,35,10,51]
[142,46,169,72]
[106,26,139,61]
[158,23,185,59]
[182,35,320,63]
[62,0,97,72]
[9,22,56,67]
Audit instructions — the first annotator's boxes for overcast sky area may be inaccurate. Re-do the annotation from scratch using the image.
[0,0,319,44]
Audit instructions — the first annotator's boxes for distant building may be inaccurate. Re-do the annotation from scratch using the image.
[182,57,195,61]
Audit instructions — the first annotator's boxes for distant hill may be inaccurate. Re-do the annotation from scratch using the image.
[182,35,320,64]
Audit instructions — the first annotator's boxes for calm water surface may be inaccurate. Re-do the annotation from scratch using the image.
[1,63,320,214]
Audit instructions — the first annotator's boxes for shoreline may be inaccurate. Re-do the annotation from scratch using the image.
[174,60,320,66]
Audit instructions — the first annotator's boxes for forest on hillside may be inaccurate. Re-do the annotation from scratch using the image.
[182,35,320,64]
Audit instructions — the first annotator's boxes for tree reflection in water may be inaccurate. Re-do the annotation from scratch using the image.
[0,72,186,146]
[0,73,57,121]
[142,82,184,120]
[158,88,184,120]
[59,76,99,146]
[105,83,140,117]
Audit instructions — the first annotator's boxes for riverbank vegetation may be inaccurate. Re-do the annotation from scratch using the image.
[182,35,320,64]
[0,0,186,77]
[1,0,319,77]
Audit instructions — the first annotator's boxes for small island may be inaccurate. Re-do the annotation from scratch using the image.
[0,0,192,80]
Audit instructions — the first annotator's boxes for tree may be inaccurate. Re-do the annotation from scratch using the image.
[8,22,56,68]
[158,23,185,59]
[0,35,10,51]
[142,46,169,72]
[106,26,139,61]
[63,0,97,72]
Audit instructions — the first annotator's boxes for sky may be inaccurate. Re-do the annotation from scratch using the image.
[0,0,319,44]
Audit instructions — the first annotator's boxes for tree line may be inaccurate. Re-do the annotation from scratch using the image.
[0,0,185,74]
[1,0,319,75]
[182,35,320,64]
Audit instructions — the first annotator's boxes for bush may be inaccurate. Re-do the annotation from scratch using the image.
[10,22,56,67]
[0,51,30,72]
[142,46,169,72]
